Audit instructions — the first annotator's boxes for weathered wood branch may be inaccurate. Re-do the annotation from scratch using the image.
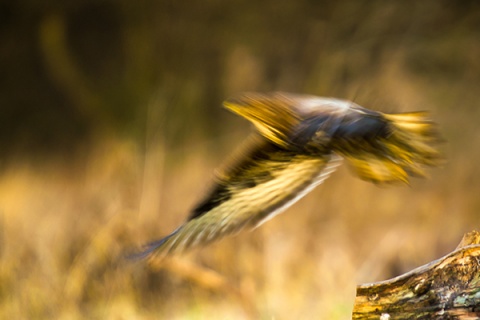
[353,231,480,319]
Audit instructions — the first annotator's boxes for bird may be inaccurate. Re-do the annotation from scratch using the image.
[132,92,442,260]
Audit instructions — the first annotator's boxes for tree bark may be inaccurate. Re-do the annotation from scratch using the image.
[353,231,480,319]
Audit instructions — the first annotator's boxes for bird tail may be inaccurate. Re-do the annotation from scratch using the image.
[341,112,443,184]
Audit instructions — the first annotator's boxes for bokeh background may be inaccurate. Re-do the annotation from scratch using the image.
[1,0,480,319]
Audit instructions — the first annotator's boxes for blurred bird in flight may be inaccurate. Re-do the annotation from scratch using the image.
[133,92,442,260]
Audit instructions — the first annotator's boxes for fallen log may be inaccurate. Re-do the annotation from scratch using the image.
[353,230,480,319]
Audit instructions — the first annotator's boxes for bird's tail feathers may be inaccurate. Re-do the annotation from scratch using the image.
[344,112,443,184]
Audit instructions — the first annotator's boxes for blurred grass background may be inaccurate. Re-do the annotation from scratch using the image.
[1,0,480,318]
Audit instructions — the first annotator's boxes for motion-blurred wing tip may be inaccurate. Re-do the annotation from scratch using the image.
[126,229,180,261]
[223,97,241,107]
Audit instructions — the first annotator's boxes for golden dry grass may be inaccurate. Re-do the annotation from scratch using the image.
[1,46,480,320]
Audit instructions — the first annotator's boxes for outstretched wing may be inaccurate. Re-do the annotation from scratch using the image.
[223,92,353,148]
[133,135,341,259]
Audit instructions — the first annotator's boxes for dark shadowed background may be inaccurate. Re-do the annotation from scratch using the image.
[1,1,479,318]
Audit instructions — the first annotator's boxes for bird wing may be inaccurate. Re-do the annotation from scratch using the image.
[224,92,304,147]
[223,92,357,147]
[133,135,341,259]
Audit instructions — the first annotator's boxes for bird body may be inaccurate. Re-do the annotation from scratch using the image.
[133,92,441,260]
